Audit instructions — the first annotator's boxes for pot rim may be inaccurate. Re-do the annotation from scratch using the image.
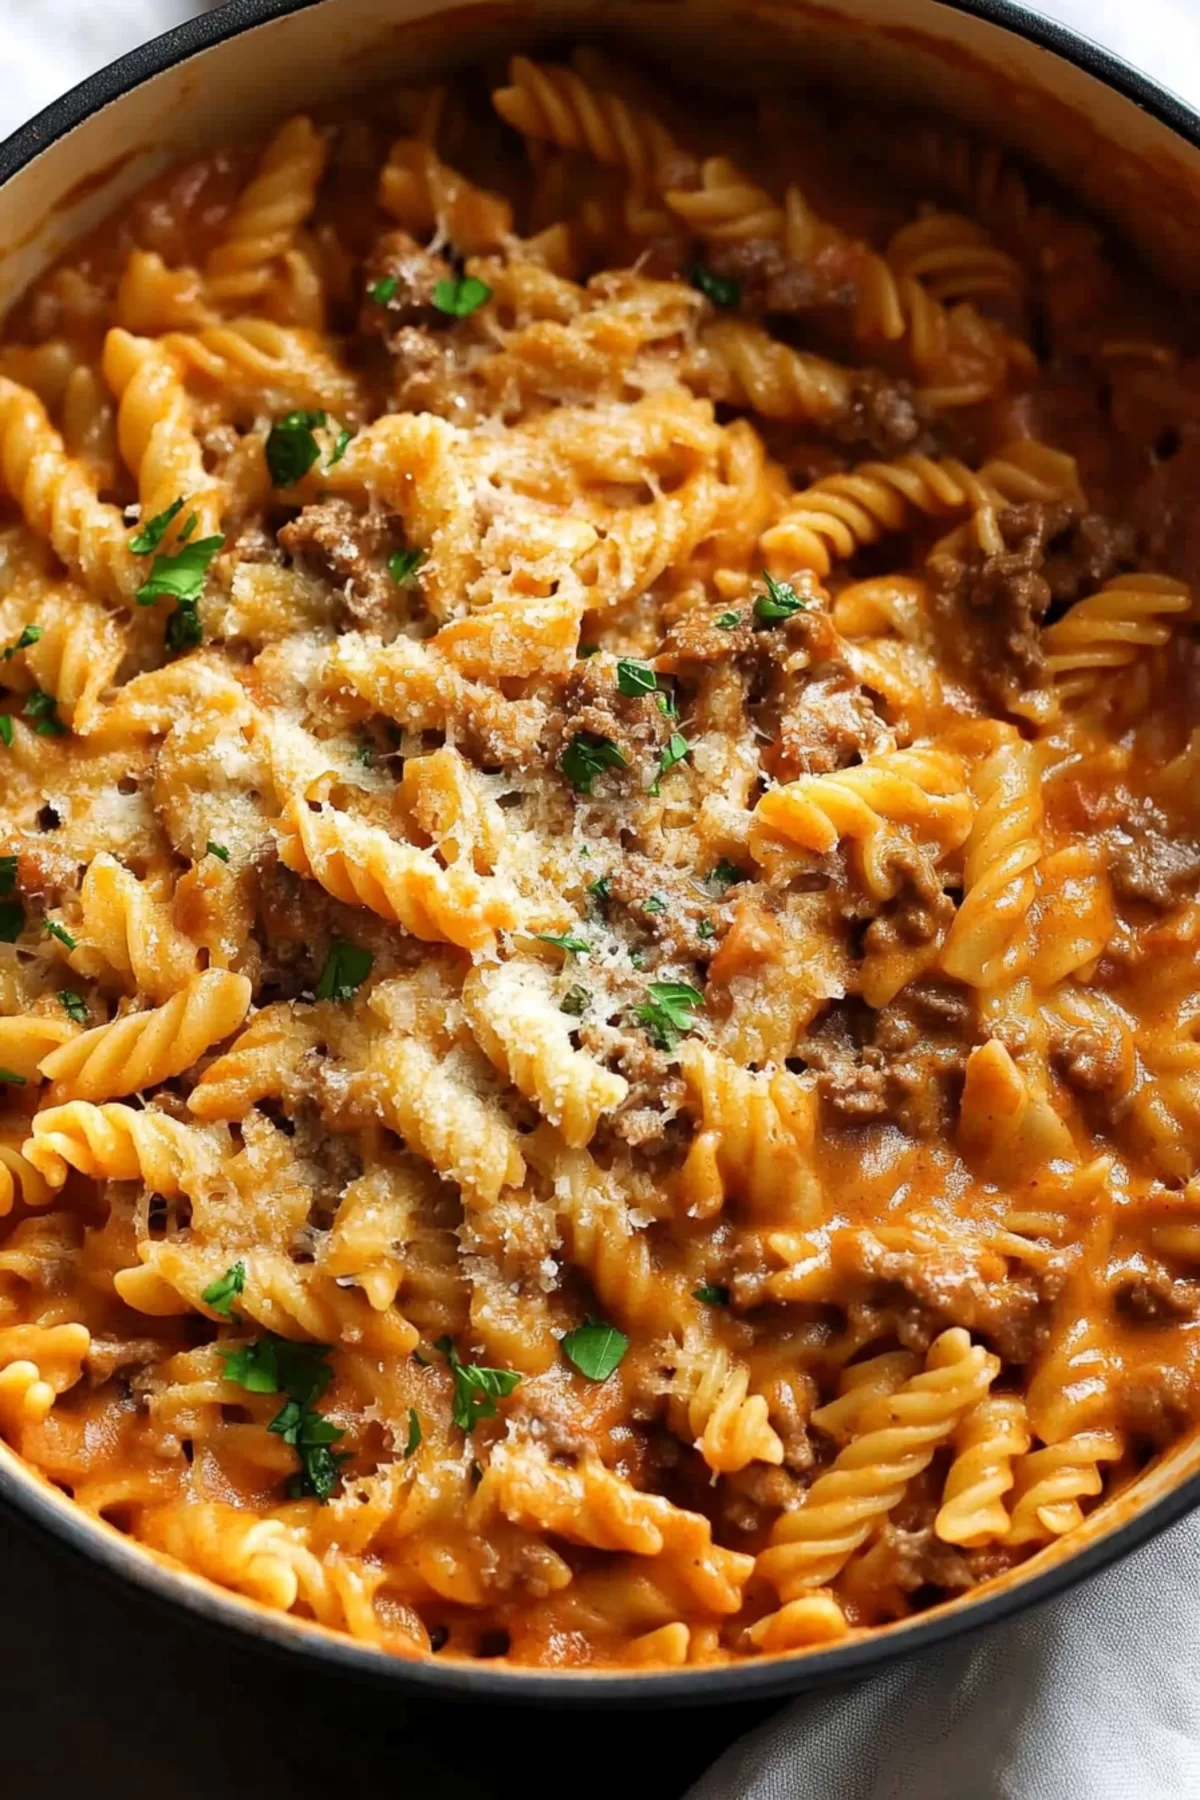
[2,0,1200,1705]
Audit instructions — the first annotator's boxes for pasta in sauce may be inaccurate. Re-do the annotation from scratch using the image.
[1,48,1199,1670]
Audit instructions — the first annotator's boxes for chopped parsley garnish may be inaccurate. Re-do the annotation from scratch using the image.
[657,691,678,719]
[588,874,612,903]
[629,948,646,969]
[693,1283,729,1307]
[616,658,658,698]
[707,859,743,892]
[642,895,667,915]
[129,496,185,555]
[136,532,224,653]
[560,1316,629,1382]
[205,840,230,863]
[3,623,43,659]
[560,984,589,1017]
[328,426,352,468]
[697,918,715,940]
[23,688,64,736]
[535,931,591,958]
[265,409,327,488]
[690,261,741,308]
[219,1334,348,1502]
[650,730,690,796]
[715,611,741,630]
[562,731,628,795]
[355,741,374,768]
[434,1336,521,1432]
[0,855,16,897]
[202,1262,246,1318]
[44,919,76,950]
[633,980,704,1052]
[316,940,373,1002]
[58,990,87,1025]
[388,547,425,585]
[0,1068,26,1086]
[404,1408,422,1458]
[0,716,12,748]
[368,274,399,304]
[754,571,808,624]
[0,902,22,942]
[432,275,492,318]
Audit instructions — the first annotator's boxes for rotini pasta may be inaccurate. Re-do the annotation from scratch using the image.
[0,46,1196,1679]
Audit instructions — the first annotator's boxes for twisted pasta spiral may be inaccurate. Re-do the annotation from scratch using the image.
[756,1329,1000,1599]
[1005,1433,1123,1546]
[23,1102,227,1195]
[368,1034,526,1209]
[668,1340,784,1474]
[1042,574,1191,699]
[935,1394,1032,1546]
[38,970,252,1104]
[492,56,680,192]
[0,1321,90,1435]
[942,730,1042,987]
[68,853,202,1003]
[379,139,513,253]
[102,329,222,538]
[462,960,628,1148]
[205,117,328,306]
[677,1041,819,1223]
[687,317,854,424]
[276,798,520,954]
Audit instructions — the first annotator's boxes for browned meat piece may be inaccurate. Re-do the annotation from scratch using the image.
[1119,1364,1196,1447]
[927,500,1077,711]
[85,1337,165,1385]
[608,851,721,965]
[704,234,867,320]
[388,325,472,417]
[11,839,79,902]
[279,498,405,628]
[868,1523,975,1596]
[1108,820,1200,909]
[832,369,924,458]
[847,1230,1056,1364]
[1115,1271,1200,1325]
[555,652,672,788]
[1049,1023,1128,1093]
[658,609,756,668]
[775,666,890,780]
[1041,511,1136,604]
[798,990,968,1137]
[358,229,453,340]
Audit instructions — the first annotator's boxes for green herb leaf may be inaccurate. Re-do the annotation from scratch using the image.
[0,855,17,897]
[693,1283,729,1306]
[432,275,491,318]
[129,497,185,556]
[368,274,399,304]
[266,409,327,488]
[58,990,87,1025]
[136,534,224,608]
[560,984,589,1017]
[561,1316,629,1382]
[165,599,204,654]
[633,980,704,1052]
[356,741,374,768]
[220,1335,335,1409]
[316,940,373,1003]
[697,918,715,940]
[657,690,678,718]
[616,658,657,698]
[328,427,352,468]
[715,611,741,630]
[690,261,741,308]
[280,1410,350,1503]
[0,716,12,749]
[588,875,612,903]
[642,895,667,915]
[45,920,76,950]
[534,931,591,958]
[23,688,64,736]
[0,902,22,941]
[435,1336,521,1432]
[205,840,230,864]
[0,1068,26,1086]
[3,623,43,659]
[753,571,808,624]
[650,730,690,795]
[202,1262,246,1318]
[707,860,743,892]
[388,547,425,585]
[404,1408,422,1458]
[178,513,199,545]
[562,732,628,795]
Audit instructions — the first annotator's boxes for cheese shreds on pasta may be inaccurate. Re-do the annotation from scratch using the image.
[1,50,1200,1670]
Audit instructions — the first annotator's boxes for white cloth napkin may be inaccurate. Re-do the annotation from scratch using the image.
[2,5,1199,1797]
